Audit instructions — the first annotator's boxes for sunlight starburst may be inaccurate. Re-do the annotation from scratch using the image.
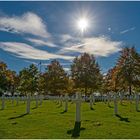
[77,17,89,33]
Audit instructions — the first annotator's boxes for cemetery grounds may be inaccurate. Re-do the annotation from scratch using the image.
[0,96,140,139]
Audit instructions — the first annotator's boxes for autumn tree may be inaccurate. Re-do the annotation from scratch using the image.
[45,60,69,95]
[0,61,8,95]
[116,47,140,95]
[0,61,19,96]
[103,66,121,94]
[71,53,102,95]
[6,70,19,96]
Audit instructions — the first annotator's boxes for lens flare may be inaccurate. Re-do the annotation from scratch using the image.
[77,17,89,33]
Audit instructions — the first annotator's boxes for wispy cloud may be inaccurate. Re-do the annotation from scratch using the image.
[26,38,56,47]
[0,42,74,60]
[120,27,136,34]
[0,12,50,38]
[59,34,74,43]
[59,36,123,57]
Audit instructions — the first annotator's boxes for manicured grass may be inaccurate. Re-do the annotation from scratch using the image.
[0,99,140,139]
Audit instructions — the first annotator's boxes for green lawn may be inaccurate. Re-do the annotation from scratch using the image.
[0,99,140,139]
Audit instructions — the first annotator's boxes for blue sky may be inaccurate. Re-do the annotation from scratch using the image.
[0,1,140,73]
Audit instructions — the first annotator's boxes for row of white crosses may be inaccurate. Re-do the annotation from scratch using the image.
[107,92,140,115]
[46,93,83,124]
[1,92,140,123]
[46,94,69,112]
[47,92,140,117]
[1,95,20,109]
[74,92,140,116]
[26,94,44,114]
[0,94,44,114]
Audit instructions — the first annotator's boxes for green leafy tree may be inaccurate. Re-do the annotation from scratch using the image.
[18,64,39,96]
[38,72,48,95]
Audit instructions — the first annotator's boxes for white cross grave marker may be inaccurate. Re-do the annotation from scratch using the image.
[72,92,84,137]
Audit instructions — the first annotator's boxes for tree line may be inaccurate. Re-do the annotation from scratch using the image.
[1,47,140,96]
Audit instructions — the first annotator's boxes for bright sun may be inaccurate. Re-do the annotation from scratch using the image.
[77,17,89,33]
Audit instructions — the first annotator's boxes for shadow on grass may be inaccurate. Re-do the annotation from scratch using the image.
[108,105,113,108]
[116,114,130,122]
[11,122,18,125]
[57,105,62,108]
[90,107,94,110]
[84,120,90,122]
[8,113,28,120]
[67,127,85,138]
[60,110,67,114]
[32,107,38,109]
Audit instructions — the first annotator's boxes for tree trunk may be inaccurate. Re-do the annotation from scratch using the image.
[11,91,14,96]
[129,85,132,95]
[129,85,132,104]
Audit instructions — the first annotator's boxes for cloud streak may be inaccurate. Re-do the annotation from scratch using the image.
[26,38,56,47]
[0,12,50,38]
[0,42,74,60]
[120,27,136,34]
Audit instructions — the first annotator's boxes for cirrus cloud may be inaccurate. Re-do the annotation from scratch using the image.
[59,36,123,57]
